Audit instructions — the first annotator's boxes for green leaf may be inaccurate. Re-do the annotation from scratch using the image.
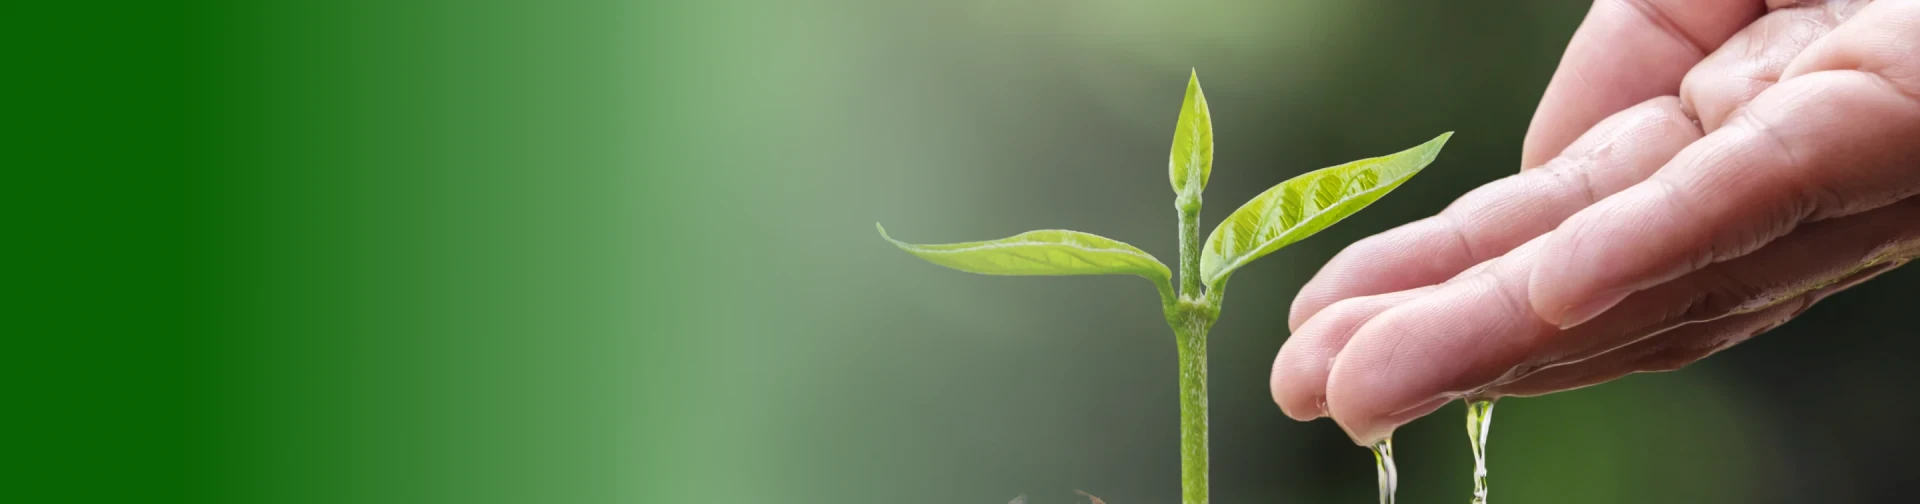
[877,223,1172,285]
[1169,70,1212,197]
[1199,132,1452,287]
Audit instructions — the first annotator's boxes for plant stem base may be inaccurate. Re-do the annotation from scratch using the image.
[1173,307,1211,504]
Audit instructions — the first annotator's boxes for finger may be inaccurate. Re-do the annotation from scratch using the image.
[1679,2,1863,133]
[1493,257,1908,397]
[1489,290,1805,398]
[1782,0,1920,95]
[1521,0,1762,167]
[1512,197,1920,372]
[1323,198,1920,445]
[1320,0,1920,438]
[1322,237,1556,444]
[1288,97,1703,331]
[1280,233,1562,421]
[1326,6,1850,325]
[1525,1,1874,327]
[1529,60,1920,328]
[1272,286,1437,421]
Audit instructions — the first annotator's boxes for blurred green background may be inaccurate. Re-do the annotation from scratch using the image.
[16,1,1918,503]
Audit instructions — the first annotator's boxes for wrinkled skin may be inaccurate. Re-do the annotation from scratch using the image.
[1271,0,1920,445]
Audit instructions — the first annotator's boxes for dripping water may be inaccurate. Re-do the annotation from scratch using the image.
[1370,438,1397,504]
[1465,399,1496,504]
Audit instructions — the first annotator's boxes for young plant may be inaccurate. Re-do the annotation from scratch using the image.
[880,72,1450,504]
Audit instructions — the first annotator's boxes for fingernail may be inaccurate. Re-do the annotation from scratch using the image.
[1557,288,1632,329]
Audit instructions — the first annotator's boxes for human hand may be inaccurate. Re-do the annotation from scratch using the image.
[1271,0,1920,445]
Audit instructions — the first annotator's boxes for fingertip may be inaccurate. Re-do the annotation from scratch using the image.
[1270,349,1323,421]
[1272,309,1363,420]
[1320,304,1432,444]
[1275,289,1431,420]
[1325,261,1560,443]
[1333,396,1453,446]
[1272,325,1332,419]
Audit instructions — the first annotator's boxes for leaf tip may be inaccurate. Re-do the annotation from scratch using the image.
[875,222,905,247]
[1421,131,1455,163]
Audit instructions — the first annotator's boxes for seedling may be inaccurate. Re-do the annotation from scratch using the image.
[880,72,1449,504]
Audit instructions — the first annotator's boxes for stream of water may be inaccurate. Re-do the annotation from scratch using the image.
[1465,399,1495,504]
[1368,399,1496,504]
[1369,438,1397,504]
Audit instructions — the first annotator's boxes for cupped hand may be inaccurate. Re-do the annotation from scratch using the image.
[1272,0,1920,445]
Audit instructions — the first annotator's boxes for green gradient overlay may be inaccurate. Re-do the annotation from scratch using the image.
[17,1,1918,503]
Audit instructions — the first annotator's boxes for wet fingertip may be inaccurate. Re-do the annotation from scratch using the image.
[1271,346,1334,421]
[1331,413,1392,448]
[1277,394,1327,422]
[1336,395,1453,446]
[1334,419,1370,446]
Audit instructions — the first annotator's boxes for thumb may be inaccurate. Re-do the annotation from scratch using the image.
[1530,55,1920,327]
[1521,0,1758,167]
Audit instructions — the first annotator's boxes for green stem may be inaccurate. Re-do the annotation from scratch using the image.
[1176,194,1203,296]
[1170,191,1217,504]
[1172,307,1214,504]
